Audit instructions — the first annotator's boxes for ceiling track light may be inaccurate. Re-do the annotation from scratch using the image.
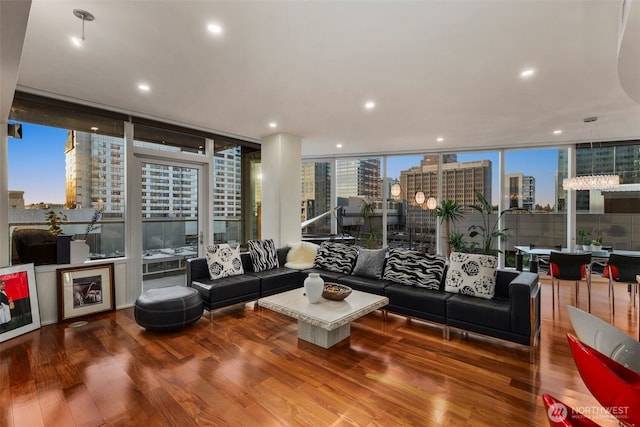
[73,9,95,43]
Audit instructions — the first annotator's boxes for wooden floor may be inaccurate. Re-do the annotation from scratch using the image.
[1,275,637,427]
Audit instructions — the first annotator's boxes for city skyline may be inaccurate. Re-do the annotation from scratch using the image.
[9,123,559,207]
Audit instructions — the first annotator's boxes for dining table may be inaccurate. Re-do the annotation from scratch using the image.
[513,246,640,273]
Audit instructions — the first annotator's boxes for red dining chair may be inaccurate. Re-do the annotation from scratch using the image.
[541,394,601,426]
[549,252,592,311]
[566,334,640,426]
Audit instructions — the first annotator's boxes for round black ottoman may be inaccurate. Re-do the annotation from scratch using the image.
[134,286,203,331]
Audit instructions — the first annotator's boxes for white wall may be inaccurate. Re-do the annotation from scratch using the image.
[34,259,130,325]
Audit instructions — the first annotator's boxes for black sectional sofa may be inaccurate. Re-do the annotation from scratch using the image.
[187,246,541,361]
[187,248,302,311]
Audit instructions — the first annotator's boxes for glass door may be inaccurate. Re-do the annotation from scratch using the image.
[140,160,201,289]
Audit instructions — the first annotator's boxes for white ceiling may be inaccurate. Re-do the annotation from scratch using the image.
[12,0,640,157]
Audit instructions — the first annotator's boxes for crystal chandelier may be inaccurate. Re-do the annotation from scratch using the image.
[562,117,620,191]
[562,174,620,190]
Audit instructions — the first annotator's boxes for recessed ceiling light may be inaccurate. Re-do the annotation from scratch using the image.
[336,144,343,148]
[436,137,444,142]
[364,101,375,110]
[520,68,536,78]
[90,126,99,131]
[71,36,83,47]
[138,83,150,92]
[207,23,223,34]
[269,122,277,128]
[553,130,562,135]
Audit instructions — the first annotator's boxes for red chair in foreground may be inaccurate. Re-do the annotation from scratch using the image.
[541,394,601,426]
[567,334,640,427]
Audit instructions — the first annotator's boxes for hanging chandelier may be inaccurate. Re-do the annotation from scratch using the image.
[562,117,620,191]
[562,174,620,190]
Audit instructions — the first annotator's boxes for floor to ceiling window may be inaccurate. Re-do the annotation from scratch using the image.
[8,94,126,265]
[301,161,333,236]
[336,157,383,249]
[570,142,640,252]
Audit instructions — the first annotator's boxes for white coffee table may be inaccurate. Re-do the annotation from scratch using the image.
[258,287,389,348]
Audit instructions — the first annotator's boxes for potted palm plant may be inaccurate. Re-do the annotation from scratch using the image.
[467,191,532,255]
[435,199,464,256]
[360,199,379,248]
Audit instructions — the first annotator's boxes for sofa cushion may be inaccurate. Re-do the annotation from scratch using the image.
[446,294,510,332]
[313,242,358,274]
[191,275,260,310]
[352,247,387,279]
[384,284,452,322]
[285,241,319,270]
[205,243,244,280]
[382,248,446,289]
[337,274,391,296]
[248,239,279,272]
[444,252,497,299]
[250,267,302,297]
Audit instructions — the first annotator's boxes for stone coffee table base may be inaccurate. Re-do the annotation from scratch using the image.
[258,287,389,348]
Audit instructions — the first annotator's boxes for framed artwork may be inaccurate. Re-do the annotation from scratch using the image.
[0,263,41,343]
[56,263,115,322]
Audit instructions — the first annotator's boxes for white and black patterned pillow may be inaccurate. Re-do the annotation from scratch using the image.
[313,242,358,274]
[445,252,497,299]
[382,248,446,289]
[248,239,279,272]
[205,243,244,280]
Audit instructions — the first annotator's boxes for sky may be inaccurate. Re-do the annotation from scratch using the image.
[9,123,560,207]
[8,123,68,205]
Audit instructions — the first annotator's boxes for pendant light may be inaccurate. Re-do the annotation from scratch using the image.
[562,117,620,190]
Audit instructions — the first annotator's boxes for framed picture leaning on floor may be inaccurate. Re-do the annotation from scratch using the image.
[56,262,115,322]
[0,263,41,343]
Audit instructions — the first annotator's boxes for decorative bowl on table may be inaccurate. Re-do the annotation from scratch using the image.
[322,283,352,301]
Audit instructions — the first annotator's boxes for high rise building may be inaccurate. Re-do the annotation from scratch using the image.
[400,155,491,210]
[65,131,125,212]
[556,144,640,212]
[65,131,202,219]
[213,147,242,219]
[505,173,535,210]
[336,158,381,199]
[301,162,331,231]
[400,155,492,229]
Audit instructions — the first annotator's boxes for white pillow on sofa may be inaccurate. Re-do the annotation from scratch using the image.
[444,252,498,299]
[284,241,319,270]
[205,243,244,279]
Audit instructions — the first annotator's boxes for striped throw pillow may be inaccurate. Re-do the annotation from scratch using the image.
[382,248,446,290]
[248,239,279,272]
[313,242,358,274]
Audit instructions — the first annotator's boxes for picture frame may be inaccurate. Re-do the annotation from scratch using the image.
[0,263,41,343]
[56,262,115,322]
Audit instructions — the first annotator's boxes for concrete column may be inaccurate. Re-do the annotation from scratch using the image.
[261,133,301,247]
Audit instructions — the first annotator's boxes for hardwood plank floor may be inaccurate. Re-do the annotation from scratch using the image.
[1,275,637,426]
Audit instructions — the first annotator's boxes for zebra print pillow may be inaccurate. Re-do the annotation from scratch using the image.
[444,252,497,299]
[205,243,244,280]
[248,239,279,272]
[313,242,358,274]
[382,248,446,290]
